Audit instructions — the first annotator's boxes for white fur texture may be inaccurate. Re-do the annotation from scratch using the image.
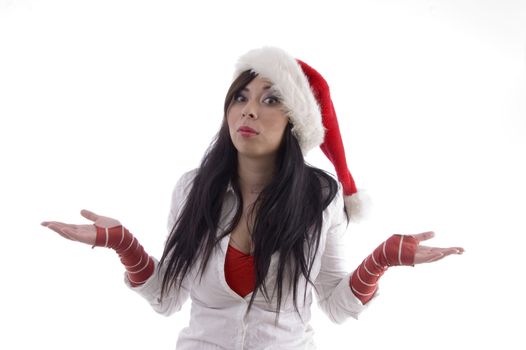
[344,189,371,223]
[233,46,325,154]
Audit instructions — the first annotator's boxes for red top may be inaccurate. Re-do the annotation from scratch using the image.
[224,244,256,297]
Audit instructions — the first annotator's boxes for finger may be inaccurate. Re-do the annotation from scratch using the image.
[415,247,464,264]
[440,247,464,255]
[425,246,464,256]
[417,246,464,255]
[411,231,435,243]
[42,221,81,230]
[426,253,446,263]
[44,223,76,241]
[41,221,72,228]
[80,209,100,222]
[426,249,461,262]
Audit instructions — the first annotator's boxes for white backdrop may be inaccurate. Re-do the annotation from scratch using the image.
[1,0,525,349]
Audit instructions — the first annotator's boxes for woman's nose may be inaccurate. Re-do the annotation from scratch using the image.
[241,98,258,119]
[242,111,257,119]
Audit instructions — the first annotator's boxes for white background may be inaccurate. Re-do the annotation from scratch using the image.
[1,0,525,349]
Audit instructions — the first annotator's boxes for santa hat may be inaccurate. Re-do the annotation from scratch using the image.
[233,46,370,222]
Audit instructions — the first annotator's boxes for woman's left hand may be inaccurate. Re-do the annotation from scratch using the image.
[410,231,464,264]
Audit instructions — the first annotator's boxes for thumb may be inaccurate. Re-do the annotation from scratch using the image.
[80,209,100,222]
[411,231,435,243]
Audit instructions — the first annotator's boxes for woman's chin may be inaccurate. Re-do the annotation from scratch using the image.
[236,148,278,160]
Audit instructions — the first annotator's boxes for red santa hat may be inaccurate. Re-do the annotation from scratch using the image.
[233,46,370,222]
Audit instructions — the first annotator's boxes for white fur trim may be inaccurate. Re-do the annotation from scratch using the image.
[344,189,371,223]
[233,46,325,154]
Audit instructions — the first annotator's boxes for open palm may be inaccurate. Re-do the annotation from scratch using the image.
[41,209,121,246]
[411,231,464,264]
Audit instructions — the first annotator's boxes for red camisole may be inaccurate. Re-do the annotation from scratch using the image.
[224,244,256,297]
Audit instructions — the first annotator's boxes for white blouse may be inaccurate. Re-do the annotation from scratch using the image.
[125,169,372,349]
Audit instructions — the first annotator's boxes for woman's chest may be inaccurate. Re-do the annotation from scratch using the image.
[229,217,253,255]
[189,233,324,312]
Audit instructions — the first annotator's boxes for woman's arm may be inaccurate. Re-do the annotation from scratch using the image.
[312,187,369,324]
[313,186,464,324]
[41,208,192,315]
[42,210,154,287]
[350,232,464,304]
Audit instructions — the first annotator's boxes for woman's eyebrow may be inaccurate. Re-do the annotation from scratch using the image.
[241,85,273,92]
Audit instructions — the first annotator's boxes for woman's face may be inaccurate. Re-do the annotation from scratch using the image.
[227,76,289,159]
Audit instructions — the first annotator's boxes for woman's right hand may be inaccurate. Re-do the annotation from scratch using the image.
[41,209,121,246]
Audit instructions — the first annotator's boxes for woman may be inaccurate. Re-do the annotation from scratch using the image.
[41,46,463,349]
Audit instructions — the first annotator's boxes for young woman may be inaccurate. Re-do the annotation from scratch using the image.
[41,46,464,350]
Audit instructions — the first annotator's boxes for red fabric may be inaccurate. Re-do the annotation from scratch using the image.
[224,244,256,297]
[94,225,155,287]
[349,234,418,304]
[296,59,357,197]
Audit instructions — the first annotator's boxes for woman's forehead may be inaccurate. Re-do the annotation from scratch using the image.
[249,75,273,86]
[245,76,280,94]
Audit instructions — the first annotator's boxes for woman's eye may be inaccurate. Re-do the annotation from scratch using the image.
[233,93,246,102]
[264,96,280,105]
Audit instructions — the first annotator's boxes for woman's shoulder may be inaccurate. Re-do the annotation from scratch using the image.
[311,167,340,202]
[167,168,199,230]
[179,168,199,185]
[311,168,347,220]
[171,168,199,198]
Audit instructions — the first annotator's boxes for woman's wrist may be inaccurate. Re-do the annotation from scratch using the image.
[349,234,418,304]
[94,225,155,287]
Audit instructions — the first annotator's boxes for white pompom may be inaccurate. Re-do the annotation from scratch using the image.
[344,189,372,223]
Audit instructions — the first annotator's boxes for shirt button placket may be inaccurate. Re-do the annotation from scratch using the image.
[240,302,249,349]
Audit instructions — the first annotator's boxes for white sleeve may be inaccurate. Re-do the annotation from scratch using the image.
[313,185,377,324]
[125,169,198,316]
[124,257,191,316]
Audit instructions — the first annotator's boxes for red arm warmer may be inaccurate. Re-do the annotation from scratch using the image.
[349,234,418,304]
[93,225,155,287]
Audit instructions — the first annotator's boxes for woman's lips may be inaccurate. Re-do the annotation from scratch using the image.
[238,126,259,136]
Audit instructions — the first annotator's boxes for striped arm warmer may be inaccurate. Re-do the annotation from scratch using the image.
[349,234,418,304]
[94,225,155,287]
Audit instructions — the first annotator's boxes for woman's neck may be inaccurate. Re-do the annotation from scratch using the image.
[237,154,276,196]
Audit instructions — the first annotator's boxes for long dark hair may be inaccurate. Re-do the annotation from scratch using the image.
[159,70,340,324]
